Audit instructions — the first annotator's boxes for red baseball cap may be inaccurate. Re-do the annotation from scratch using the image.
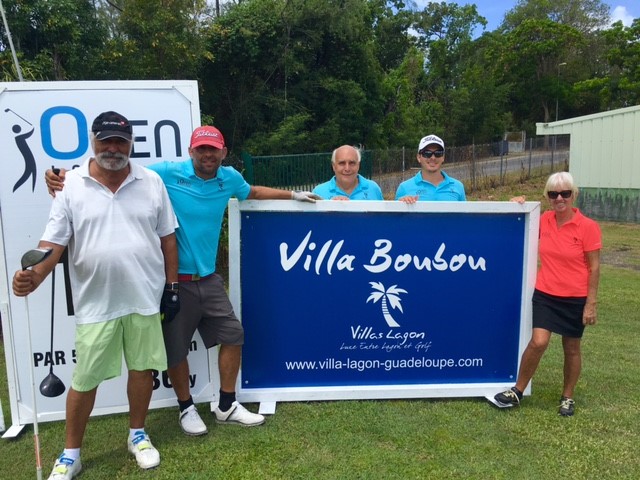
[190,126,225,149]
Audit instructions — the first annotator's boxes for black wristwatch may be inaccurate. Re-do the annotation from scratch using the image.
[165,282,179,291]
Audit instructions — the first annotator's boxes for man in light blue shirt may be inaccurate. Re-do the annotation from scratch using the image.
[313,145,383,200]
[45,126,320,440]
[395,134,466,203]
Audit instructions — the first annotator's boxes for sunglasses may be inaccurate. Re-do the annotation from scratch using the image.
[547,190,572,199]
[420,150,444,159]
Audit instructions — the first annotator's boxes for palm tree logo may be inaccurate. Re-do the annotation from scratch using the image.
[366,282,408,328]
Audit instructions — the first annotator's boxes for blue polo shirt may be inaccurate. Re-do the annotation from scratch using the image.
[395,170,466,201]
[313,174,383,200]
[147,160,251,276]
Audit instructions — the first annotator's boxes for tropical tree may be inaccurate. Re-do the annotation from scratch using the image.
[0,0,109,80]
[500,0,610,34]
[366,282,407,328]
[200,0,386,153]
[97,0,210,80]
[575,19,640,110]
[411,2,488,144]
[494,18,584,127]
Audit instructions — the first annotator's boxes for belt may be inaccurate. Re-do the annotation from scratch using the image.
[177,273,213,282]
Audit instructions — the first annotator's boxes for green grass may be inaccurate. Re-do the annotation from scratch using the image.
[2,174,639,479]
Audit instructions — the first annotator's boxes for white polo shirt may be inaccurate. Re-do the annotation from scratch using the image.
[42,158,177,324]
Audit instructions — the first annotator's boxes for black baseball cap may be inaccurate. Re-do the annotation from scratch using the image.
[91,111,132,141]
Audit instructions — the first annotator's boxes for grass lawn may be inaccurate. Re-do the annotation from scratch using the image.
[2,174,639,479]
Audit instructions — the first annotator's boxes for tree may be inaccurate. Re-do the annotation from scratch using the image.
[500,0,610,34]
[575,19,640,110]
[411,2,488,144]
[0,0,109,80]
[97,0,210,80]
[494,18,584,127]
[200,0,387,154]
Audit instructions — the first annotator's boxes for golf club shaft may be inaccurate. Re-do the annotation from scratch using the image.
[24,296,43,479]
[49,268,55,372]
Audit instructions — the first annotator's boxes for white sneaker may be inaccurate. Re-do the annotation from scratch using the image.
[214,401,265,426]
[48,455,82,480]
[179,404,208,436]
[127,431,160,469]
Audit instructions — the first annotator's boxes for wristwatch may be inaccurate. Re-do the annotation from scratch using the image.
[165,282,179,291]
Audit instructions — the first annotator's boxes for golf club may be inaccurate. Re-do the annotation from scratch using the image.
[20,247,53,480]
[39,266,66,398]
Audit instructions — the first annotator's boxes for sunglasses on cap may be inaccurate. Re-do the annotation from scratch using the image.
[547,190,572,199]
[419,150,444,159]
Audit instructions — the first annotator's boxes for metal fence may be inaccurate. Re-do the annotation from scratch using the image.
[226,135,570,199]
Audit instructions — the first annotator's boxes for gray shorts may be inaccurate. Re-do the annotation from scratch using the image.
[162,273,244,368]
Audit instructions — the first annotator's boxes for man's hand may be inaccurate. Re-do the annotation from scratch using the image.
[45,167,67,198]
[291,191,322,203]
[160,287,181,323]
[398,195,419,204]
[13,269,42,297]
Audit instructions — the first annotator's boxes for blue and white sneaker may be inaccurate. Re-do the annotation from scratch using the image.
[127,431,160,469]
[48,454,82,480]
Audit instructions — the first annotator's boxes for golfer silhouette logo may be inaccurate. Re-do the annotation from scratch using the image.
[6,108,37,192]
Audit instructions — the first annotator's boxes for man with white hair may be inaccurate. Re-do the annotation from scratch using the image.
[313,145,383,200]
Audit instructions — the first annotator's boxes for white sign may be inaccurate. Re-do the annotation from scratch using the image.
[0,80,214,436]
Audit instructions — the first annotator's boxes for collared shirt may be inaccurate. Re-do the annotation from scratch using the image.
[313,174,383,200]
[147,160,251,276]
[395,170,466,201]
[536,208,602,298]
[42,158,177,324]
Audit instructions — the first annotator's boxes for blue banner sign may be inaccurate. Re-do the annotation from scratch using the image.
[230,200,539,402]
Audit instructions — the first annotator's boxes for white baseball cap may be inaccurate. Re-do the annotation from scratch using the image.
[418,134,445,152]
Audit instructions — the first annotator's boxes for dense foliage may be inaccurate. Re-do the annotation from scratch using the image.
[1,0,638,152]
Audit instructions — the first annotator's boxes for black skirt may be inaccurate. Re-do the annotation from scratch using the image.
[532,289,587,338]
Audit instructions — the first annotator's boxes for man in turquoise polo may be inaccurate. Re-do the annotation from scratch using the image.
[45,125,319,439]
[313,145,383,200]
[395,134,466,202]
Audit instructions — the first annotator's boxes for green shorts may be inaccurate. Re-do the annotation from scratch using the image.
[72,313,167,392]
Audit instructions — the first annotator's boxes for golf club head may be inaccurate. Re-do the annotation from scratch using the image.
[39,373,66,398]
[21,248,53,270]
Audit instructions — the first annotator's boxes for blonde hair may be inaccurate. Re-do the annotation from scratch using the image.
[543,171,578,197]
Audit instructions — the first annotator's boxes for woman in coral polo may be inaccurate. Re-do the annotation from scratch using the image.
[494,172,602,416]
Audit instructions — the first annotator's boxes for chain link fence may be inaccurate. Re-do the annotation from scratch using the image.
[226,135,570,199]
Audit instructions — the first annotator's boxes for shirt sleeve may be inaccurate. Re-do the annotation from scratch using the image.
[582,218,602,252]
[41,192,73,246]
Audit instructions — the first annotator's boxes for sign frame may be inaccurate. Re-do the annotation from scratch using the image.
[228,199,540,413]
[0,80,216,437]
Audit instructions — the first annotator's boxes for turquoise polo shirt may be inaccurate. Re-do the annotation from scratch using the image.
[313,174,383,200]
[395,170,466,201]
[147,160,251,276]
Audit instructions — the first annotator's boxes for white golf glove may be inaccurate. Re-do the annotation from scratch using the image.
[291,191,321,203]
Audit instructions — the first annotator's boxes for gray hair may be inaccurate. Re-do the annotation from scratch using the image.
[331,145,361,164]
[544,171,579,197]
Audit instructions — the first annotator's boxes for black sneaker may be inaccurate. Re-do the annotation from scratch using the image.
[494,387,523,407]
[558,397,575,417]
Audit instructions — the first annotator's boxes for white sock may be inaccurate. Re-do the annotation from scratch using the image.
[129,428,146,441]
[62,448,80,461]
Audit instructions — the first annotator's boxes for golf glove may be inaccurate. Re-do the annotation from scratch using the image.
[160,287,180,323]
[291,191,321,203]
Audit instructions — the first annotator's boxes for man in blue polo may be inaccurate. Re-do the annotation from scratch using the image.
[45,125,319,438]
[395,134,466,203]
[313,145,383,200]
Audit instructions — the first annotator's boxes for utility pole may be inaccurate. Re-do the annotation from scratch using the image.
[555,62,567,122]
